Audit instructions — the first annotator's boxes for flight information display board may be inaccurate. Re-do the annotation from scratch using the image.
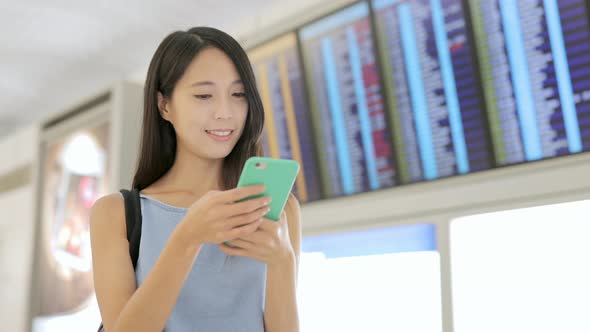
[249,33,322,202]
[248,0,590,201]
[373,0,494,183]
[299,2,398,197]
[467,0,590,164]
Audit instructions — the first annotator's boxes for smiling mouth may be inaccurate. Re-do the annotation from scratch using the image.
[205,129,234,137]
[205,129,235,142]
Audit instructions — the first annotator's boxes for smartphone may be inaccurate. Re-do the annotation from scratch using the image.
[237,157,300,221]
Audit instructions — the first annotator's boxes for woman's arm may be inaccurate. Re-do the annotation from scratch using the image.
[90,193,201,332]
[92,186,269,331]
[263,195,302,332]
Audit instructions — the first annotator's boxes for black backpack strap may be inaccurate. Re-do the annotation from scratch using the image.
[119,188,143,269]
[98,189,143,332]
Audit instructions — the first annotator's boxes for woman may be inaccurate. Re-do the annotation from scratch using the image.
[90,27,301,332]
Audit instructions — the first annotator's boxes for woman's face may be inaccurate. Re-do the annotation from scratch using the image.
[159,47,249,160]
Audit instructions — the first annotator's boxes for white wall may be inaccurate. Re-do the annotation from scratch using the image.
[301,153,590,235]
[0,125,40,332]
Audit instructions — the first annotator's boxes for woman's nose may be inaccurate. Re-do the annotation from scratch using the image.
[214,97,233,119]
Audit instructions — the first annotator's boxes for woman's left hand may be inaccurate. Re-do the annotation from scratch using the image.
[218,211,294,266]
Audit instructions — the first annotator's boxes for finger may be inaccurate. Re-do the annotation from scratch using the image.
[219,244,265,262]
[227,206,270,228]
[237,229,267,243]
[257,218,279,231]
[225,195,271,217]
[220,185,266,203]
[228,238,255,250]
[218,243,249,257]
[224,218,263,240]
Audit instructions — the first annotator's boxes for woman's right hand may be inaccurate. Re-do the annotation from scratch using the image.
[179,184,271,246]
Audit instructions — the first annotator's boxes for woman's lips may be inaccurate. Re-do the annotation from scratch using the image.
[205,129,234,142]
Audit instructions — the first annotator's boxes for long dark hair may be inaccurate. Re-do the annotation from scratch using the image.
[132,27,264,191]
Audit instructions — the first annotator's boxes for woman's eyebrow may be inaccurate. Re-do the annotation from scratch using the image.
[190,80,243,87]
[191,81,215,87]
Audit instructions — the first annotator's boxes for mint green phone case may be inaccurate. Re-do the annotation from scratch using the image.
[237,157,300,221]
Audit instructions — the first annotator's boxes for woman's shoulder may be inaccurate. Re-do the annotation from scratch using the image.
[89,192,126,237]
[92,192,125,214]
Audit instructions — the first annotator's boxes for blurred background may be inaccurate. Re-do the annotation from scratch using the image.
[1,0,590,331]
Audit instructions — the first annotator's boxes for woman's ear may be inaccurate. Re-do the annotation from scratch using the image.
[157,92,171,121]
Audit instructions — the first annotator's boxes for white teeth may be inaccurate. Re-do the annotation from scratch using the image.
[207,130,232,136]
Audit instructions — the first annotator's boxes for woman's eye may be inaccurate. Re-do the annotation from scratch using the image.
[194,94,212,100]
[233,92,246,98]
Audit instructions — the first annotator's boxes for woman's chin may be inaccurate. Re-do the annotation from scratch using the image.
[203,148,234,160]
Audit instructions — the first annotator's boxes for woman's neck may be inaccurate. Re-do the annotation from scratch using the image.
[148,146,223,199]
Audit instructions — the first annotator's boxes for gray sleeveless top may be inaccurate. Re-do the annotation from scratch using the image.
[134,194,267,331]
